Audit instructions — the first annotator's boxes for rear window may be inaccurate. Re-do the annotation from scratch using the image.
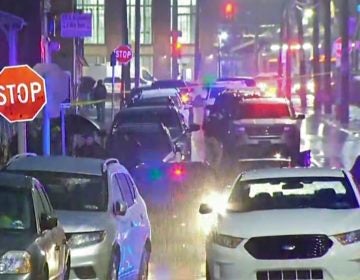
[115,110,180,128]
[235,103,292,119]
[14,172,108,212]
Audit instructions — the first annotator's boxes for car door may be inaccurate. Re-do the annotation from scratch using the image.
[110,173,133,275]
[32,186,59,278]
[37,183,67,278]
[115,173,141,272]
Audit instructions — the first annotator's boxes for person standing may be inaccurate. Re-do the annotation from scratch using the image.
[93,80,107,123]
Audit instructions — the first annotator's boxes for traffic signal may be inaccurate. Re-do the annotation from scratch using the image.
[172,41,182,58]
[223,1,236,20]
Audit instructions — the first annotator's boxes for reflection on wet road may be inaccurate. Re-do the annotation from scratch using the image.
[146,109,359,280]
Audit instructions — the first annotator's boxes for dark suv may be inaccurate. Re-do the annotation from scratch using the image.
[204,94,304,161]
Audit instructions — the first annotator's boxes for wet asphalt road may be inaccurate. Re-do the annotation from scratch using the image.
[146,107,360,280]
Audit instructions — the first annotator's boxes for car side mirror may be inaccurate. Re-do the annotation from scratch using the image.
[188,123,200,132]
[114,201,127,216]
[199,203,213,214]
[296,114,305,120]
[40,214,58,231]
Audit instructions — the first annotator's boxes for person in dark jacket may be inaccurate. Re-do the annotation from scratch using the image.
[93,80,107,122]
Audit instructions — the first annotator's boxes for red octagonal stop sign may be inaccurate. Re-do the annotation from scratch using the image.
[115,45,133,64]
[0,65,47,123]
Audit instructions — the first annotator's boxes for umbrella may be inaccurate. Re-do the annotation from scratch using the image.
[78,76,96,94]
[53,114,101,136]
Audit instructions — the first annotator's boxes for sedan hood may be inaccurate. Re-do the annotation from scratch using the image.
[233,119,297,126]
[218,209,360,238]
[0,231,36,256]
[56,210,110,233]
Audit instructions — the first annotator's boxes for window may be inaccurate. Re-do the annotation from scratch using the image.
[77,0,105,44]
[172,0,197,44]
[127,0,152,44]
[116,174,135,207]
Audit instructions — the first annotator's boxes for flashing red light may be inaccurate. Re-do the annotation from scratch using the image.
[170,164,186,178]
[181,93,191,104]
[223,2,236,20]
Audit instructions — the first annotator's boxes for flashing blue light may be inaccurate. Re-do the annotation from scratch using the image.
[357,5,360,13]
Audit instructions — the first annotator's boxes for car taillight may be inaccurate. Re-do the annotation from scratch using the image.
[169,164,186,180]
[181,93,191,104]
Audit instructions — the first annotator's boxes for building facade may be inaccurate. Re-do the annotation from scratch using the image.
[78,0,221,82]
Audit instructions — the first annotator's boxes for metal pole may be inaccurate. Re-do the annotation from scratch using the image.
[134,0,141,88]
[278,0,287,97]
[285,8,292,100]
[171,0,179,79]
[323,0,332,114]
[121,0,130,108]
[296,1,307,110]
[218,38,221,78]
[111,63,115,120]
[313,0,321,112]
[60,105,66,155]
[42,0,51,156]
[8,29,27,154]
[339,0,350,124]
[194,0,201,81]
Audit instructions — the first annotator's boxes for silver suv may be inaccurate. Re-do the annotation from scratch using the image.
[5,154,151,280]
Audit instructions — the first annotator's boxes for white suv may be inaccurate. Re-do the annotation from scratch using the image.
[5,154,151,280]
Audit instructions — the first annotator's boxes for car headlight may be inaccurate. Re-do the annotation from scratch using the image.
[0,251,31,274]
[69,231,106,248]
[334,229,360,245]
[211,232,244,248]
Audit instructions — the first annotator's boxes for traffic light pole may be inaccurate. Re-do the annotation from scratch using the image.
[194,0,201,81]
[171,0,179,79]
[338,0,350,124]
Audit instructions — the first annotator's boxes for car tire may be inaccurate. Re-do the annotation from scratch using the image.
[107,252,120,280]
[138,247,150,280]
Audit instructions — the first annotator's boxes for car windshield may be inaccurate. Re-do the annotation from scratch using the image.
[17,172,108,212]
[228,177,359,212]
[115,110,181,129]
[235,103,291,119]
[0,188,33,230]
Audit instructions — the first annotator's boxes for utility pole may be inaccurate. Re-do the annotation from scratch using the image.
[171,0,179,79]
[278,3,286,97]
[296,1,307,110]
[121,0,131,106]
[194,0,201,81]
[312,0,321,112]
[338,0,350,123]
[323,0,332,114]
[134,0,141,88]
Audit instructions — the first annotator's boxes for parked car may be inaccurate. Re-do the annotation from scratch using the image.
[151,79,192,105]
[111,106,200,160]
[130,88,190,125]
[200,167,360,280]
[0,171,70,280]
[5,154,151,280]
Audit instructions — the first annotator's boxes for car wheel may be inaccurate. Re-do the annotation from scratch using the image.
[138,248,150,280]
[108,252,120,280]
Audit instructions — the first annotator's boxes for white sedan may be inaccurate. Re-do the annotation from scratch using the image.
[199,168,360,280]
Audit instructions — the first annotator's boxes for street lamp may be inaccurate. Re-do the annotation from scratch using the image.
[218,31,228,78]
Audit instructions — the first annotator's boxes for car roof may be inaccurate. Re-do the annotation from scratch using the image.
[240,167,346,181]
[141,88,179,98]
[5,156,112,176]
[115,122,167,133]
[0,172,34,190]
[116,105,177,116]
[152,79,187,87]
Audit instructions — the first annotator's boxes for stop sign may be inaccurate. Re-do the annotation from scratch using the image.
[115,45,133,64]
[0,65,47,123]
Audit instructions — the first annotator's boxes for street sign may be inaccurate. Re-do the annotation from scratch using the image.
[0,65,47,123]
[115,45,133,64]
[61,13,92,38]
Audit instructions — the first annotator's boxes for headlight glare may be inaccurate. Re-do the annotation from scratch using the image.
[69,231,106,248]
[0,251,31,274]
[334,229,360,245]
[212,232,243,248]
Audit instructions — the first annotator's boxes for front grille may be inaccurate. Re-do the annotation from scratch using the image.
[246,126,284,136]
[257,269,323,280]
[245,235,333,260]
